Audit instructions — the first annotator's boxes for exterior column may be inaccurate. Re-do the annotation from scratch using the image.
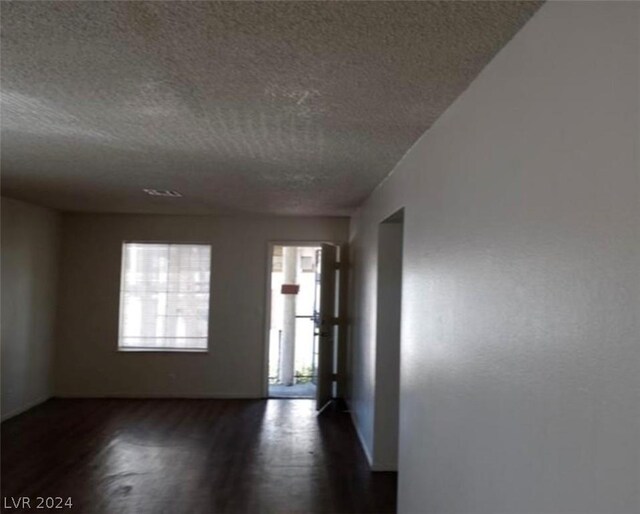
[279,247,297,386]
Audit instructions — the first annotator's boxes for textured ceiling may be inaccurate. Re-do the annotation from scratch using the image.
[1,1,541,216]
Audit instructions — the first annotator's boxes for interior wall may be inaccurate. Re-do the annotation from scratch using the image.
[55,213,348,398]
[373,214,403,470]
[1,197,60,420]
[348,2,639,513]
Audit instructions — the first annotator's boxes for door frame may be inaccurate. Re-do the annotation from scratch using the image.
[262,240,338,398]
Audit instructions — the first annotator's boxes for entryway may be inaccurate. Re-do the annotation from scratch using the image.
[266,243,348,409]
[267,245,322,399]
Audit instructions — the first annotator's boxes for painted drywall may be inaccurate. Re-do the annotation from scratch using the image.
[1,197,60,420]
[373,216,403,470]
[348,2,639,513]
[55,213,347,398]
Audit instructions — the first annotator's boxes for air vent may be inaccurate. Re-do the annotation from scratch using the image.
[143,189,183,198]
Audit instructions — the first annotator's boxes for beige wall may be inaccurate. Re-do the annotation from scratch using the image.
[1,197,60,420]
[349,2,639,513]
[55,213,348,398]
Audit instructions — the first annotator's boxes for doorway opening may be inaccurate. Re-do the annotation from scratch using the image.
[374,208,404,472]
[267,245,322,399]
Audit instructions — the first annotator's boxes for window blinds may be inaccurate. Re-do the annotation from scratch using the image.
[118,243,211,350]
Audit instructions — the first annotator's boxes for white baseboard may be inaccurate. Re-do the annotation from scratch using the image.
[1,395,51,422]
[344,400,398,472]
[371,461,398,472]
[347,405,374,468]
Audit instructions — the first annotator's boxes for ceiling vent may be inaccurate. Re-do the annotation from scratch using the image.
[143,189,183,198]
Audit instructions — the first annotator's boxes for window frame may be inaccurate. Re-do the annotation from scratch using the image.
[117,240,213,353]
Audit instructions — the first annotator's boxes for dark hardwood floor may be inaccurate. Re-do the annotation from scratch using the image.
[1,399,396,514]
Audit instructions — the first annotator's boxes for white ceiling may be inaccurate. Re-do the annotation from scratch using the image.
[0,1,541,216]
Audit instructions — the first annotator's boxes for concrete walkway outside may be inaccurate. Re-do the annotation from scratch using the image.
[269,382,316,398]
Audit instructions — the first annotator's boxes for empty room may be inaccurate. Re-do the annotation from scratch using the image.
[1,1,638,513]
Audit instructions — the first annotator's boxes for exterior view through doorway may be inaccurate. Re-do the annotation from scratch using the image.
[267,245,322,399]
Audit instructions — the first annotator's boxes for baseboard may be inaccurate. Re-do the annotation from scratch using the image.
[1,395,51,422]
[370,461,398,472]
[347,405,374,468]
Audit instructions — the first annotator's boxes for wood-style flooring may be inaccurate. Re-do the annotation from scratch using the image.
[1,399,396,513]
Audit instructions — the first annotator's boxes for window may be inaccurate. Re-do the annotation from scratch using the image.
[118,243,211,351]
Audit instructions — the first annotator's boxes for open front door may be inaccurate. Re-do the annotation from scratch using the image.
[316,243,337,411]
